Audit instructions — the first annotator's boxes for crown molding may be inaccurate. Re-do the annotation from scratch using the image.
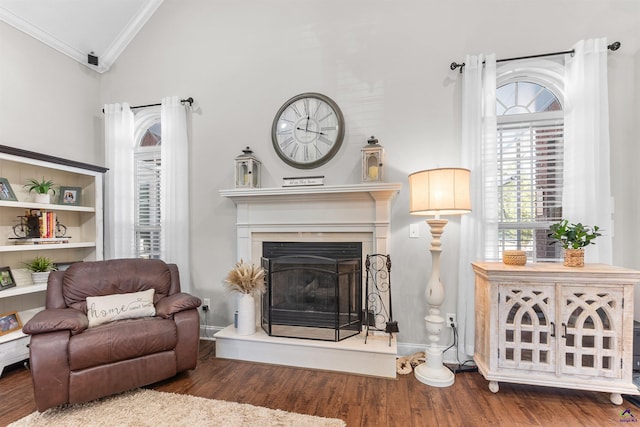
[0,0,163,73]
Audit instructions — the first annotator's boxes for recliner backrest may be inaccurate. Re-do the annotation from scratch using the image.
[61,259,173,313]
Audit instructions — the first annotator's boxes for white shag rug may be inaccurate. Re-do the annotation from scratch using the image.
[9,389,346,427]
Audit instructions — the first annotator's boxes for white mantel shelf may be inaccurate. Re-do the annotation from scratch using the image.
[220,182,402,202]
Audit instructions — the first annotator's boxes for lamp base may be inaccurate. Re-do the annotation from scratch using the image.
[414,348,455,387]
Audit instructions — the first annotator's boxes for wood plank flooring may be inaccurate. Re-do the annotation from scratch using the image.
[0,340,636,426]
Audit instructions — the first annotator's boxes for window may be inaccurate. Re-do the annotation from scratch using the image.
[134,121,161,259]
[496,80,564,261]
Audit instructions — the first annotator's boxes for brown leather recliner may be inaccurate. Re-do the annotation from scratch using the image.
[23,258,201,411]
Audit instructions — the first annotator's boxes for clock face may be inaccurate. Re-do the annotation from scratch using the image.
[271,93,345,169]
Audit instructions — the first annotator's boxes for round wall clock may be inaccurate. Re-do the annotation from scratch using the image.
[271,92,345,169]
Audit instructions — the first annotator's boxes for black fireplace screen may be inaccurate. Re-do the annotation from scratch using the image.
[261,242,362,341]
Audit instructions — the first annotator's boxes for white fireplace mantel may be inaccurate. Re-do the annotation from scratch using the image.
[218,183,401,378]
[220,183,402,262]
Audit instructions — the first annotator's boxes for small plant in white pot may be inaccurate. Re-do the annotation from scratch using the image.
[24,177,56,204]
[224,260,265,336]
[23,256,57,285]
[548,219,601,267]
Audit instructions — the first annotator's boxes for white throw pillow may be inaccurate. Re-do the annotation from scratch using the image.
[86,289,156,327]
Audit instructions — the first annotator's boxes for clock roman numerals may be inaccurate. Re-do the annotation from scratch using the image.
[318,112,333,122]
[280,137,295,150]
[272,93,344,168]
[290,104,302,118]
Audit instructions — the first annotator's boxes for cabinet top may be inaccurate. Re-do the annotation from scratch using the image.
[472,262,640,282]
[0,145,108,173]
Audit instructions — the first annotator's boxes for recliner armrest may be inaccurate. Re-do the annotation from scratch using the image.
[23,308,89,335]
[155,293,202,318]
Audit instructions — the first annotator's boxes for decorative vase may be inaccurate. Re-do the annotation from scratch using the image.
[31,271,50,285]
[35,193,51,204]
[236,293,256,335]
[564,248,584,267]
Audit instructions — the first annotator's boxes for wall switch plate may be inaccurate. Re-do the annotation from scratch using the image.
[409,223,419,238]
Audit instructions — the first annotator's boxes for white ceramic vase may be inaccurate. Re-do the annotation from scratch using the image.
[31,271,50,285]
[35,193,51,204]
[236,293,256,335]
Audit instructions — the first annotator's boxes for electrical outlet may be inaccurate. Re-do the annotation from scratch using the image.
[409,223,420,238]
[447,313,457,328]
[202,298,210,311]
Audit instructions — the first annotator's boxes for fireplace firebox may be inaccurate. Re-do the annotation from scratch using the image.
[261,242,362,341]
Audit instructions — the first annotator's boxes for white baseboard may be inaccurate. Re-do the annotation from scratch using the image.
[200,325,223,341]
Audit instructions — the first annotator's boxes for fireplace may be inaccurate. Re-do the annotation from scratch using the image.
[261,241,362,341]
[217,183,401,378]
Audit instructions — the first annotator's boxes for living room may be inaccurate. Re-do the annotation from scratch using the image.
[1,1,639,425]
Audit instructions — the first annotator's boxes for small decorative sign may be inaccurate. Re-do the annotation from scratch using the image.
[282,176,325,187]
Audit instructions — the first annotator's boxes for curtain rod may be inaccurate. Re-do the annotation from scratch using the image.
[449,41,621,73]
[101,97,194,113]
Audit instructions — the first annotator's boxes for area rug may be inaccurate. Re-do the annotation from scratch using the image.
[9,388,346,427]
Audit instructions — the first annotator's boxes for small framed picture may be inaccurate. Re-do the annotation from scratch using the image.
[0,266,16,291]
[59,186,81,206]
[0,311,22,336]
[0,177,17,201]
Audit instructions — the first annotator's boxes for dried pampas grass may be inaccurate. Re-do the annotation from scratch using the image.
[224,260,265,295]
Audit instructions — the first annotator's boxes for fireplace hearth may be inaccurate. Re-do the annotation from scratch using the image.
[261,241,362,341]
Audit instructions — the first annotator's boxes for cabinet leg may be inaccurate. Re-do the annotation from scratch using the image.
[488,381,499,393]
[610,393,623,405]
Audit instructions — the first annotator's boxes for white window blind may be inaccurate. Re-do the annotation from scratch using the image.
[134,149,161,259]
[497,114,563,261]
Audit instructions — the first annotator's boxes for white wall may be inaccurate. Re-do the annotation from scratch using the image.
[2,0,639,350]
[0,21,102,164]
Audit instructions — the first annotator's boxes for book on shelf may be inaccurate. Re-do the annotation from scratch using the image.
[11,237,71,245]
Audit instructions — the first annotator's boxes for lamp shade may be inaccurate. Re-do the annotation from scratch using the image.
[409,168,471,216]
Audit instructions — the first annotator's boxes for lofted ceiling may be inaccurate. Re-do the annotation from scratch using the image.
[0,0,163,73]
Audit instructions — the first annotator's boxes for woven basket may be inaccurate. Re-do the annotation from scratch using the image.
[564,249,584,267]
[502,250,527,266]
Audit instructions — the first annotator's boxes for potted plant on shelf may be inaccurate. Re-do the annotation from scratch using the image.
[224,260,265,336]
[24,177,56,204]
[548,219,601,267]
[23,256,57,285]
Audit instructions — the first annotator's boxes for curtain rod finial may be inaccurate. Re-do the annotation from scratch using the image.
[608,41,621,51]
[450,62,465,73]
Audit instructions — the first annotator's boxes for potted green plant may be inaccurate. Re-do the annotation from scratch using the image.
[23,256,57,284]
[24,177,56,204]
[548,219,601,267]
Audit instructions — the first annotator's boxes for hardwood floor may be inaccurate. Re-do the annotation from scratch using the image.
[0,340,636,426]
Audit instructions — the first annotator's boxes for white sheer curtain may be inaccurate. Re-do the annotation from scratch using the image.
[563,38,613,264]
[457,54,497,356]
[160,96,191,292]
[104,103,136,259]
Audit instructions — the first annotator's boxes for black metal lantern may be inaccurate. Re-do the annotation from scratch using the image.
[235,146,261,188]
[362,136,384,182]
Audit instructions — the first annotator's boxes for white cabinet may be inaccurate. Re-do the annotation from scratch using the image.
[0,145,106,374]
[473,262,640,405]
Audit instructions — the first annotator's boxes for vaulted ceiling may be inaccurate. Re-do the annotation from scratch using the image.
[0,0,163,73]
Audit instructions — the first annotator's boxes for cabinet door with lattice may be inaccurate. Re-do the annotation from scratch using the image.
[498,284,556,372]
[558,285,624,379]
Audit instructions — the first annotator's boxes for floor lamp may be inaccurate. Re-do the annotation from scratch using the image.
[408,168,471,387]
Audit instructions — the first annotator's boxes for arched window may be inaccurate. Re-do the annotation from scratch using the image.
[134,109,161,259]
[495,61,564,261]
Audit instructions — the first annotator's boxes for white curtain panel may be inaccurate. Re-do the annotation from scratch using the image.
[457,54,497,356]
[160,96,191,293]
[563,38,613,264]
[104,103,136,259]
